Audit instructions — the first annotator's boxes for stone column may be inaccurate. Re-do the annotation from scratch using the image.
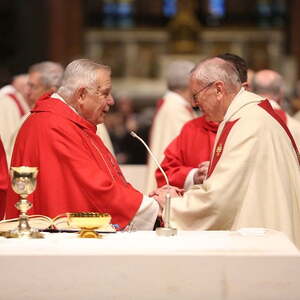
[288,0,300,79]
[48,0,83,65]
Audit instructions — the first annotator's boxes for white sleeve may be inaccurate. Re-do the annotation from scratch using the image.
[130,196,159,230]
[183,168,197,191]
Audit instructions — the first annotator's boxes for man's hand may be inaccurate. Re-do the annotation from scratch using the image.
[149,185,183,214]
[193,161,210,184]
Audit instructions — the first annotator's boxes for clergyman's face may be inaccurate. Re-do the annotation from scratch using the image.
[190,77,220,121]
[27,72,48,107]
[78,69,114,125]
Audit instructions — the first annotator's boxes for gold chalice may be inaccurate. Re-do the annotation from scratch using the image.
[6,166,43,238]
[67,212,112,238]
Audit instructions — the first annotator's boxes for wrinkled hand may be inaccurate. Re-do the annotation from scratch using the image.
[193,161,210,184]
[149,185,184,213]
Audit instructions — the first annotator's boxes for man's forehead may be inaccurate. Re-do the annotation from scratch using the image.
[97,68,111,77]
[28,71,41,83]
[98,71,112,89]
[189,77,202,89]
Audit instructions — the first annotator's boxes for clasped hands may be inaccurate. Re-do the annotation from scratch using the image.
[149,185,183,215]
[149,160,209,215]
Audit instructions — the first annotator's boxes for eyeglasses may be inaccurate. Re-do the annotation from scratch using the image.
[192,81,215,102]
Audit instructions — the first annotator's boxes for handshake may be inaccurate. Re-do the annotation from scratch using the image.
[148,160,210,214]
[149,185,183,215]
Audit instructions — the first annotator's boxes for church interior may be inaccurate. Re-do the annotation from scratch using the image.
[1,1,300,299]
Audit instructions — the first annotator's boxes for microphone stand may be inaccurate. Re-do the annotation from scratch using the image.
[130,131,177,236]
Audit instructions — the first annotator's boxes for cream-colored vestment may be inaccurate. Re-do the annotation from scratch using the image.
[269,100,300,151]
[168,89,300,248]
[96,124,115,156]
[0,92,29,162]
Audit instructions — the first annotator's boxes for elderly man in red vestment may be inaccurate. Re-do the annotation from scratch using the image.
[155,53,249,189]
[5,59,160,230]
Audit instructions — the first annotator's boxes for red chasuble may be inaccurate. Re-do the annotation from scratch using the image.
[5,94,142,228]
[0,138,9,219]
[155,116,218,188]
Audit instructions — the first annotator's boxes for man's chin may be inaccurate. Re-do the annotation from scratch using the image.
[95,116,105,125]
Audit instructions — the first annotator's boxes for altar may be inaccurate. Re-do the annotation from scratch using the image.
[0,230,300,300]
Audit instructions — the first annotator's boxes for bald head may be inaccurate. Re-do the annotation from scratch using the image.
[216,53,248,84]
[191,57,241,90]
[252,69,284,103]
[190,57,242,122]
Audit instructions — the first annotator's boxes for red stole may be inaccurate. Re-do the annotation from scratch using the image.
[273,108,287,124]
[207,99,300,179]
[259,100,300,164]
[7,93,26,117]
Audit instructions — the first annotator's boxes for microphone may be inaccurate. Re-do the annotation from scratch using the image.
[130,131,177,236]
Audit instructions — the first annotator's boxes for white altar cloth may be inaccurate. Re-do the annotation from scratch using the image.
[0,230,299,300]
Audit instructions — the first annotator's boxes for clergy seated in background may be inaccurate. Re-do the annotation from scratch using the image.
[154,57,300,248]
[5,59,161,230]
[251,69,300,150]
[155,53,249,190]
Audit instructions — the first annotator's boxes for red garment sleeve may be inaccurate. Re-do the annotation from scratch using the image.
[155,135,193,189]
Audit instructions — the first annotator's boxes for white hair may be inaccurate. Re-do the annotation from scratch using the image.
[192,57,241,89]
[57,59,110,97]
[166,60,195,91]
[29,61,63,89]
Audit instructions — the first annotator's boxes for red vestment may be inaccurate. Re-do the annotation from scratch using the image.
[5,94,142,228]
[155,116,218,188]
[0,138,9,219]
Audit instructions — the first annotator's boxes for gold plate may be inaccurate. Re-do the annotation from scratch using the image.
[67,212,112,238]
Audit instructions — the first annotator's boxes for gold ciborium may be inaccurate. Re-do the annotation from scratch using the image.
[67,212,112,238]
[6,166,43,238]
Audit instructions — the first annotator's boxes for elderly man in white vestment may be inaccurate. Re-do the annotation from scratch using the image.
[145,60,197,194]
[155,57,300,248]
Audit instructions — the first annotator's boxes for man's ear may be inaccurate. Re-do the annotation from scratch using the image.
[76,87,87,103]
[242,82,249,90]
[215,81,224,99]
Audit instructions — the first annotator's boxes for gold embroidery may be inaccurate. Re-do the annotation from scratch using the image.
[216,144,223,156]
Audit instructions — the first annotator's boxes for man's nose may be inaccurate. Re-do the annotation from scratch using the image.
[108,94,115,106]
